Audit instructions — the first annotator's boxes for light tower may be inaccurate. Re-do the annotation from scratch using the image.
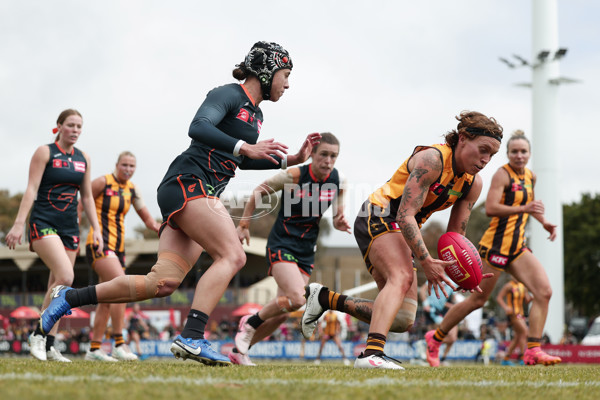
[499,0,579,343]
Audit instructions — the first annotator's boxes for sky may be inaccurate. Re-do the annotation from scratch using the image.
[1,0,598,247]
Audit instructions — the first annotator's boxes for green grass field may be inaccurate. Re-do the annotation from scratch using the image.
[1,358,599,400]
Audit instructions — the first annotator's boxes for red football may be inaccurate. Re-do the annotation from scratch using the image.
[437,232,483,290]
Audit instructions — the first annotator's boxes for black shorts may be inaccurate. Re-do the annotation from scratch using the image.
[354,200,403,274]
[28,220,80,251]
[85,244,126,269]
[157,172,225,235]
[266,247,314,277]
[478,245,530,271]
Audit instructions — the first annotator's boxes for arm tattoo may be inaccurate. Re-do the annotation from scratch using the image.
[416,239,429,261]
[460,218,468,234]
[403,224,418,241]
[409,166,428,183]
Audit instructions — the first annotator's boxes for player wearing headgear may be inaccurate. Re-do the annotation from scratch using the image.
[40,41,321,367]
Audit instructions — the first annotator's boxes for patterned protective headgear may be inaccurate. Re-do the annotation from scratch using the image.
[243,41,293,100]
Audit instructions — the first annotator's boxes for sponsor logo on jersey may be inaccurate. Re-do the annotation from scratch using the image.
[105,188,116,196]
[511,182,523,192]
[430,182,445,195]
[73,161,86,172]
[319,189,336,201]
[53,159,69,168]
[448,189,463,198]
[257,120,262,134]
[187,183,196,193]
[490,254,508,266]
[236,109,250,122]
[40,227,58,236]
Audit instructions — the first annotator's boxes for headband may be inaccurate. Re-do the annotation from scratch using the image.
[465,127,502,142]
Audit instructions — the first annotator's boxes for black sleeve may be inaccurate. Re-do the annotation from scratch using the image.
[238,155,284,170]
[188,87,239,152]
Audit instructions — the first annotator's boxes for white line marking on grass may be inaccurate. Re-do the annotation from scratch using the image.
[0,373,599,388]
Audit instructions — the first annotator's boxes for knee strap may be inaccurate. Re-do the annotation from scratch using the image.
[390,297,418,333]
[129,251,192,300]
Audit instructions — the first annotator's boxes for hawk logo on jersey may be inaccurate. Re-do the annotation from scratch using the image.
[511,182,523,192]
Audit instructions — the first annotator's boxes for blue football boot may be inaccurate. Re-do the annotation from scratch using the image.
[170,335,232,366]
[40,285,73,334]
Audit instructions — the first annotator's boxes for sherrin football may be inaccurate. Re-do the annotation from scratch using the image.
[437,232,483,290]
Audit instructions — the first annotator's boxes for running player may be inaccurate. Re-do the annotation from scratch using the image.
[302,111,503,369]
[83,151,160,362]
[496,277,531,365]
[40,42,320,366]
[5,109,103,362]
[228,133,351,365]
[425,130,561,366]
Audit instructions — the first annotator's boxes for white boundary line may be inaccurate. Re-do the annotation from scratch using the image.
[0,373,599,388]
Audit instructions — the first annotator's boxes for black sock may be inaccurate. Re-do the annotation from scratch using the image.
[247,313,264,329]
[317,286,330,310]
[65,286,98,307]
[181,309,209,340]
[34,326,44,337]
[46,335,55,351]
[232,347,240,353]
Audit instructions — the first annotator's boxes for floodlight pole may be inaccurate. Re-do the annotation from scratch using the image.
[500,0,567,344]
[531,0,563,344]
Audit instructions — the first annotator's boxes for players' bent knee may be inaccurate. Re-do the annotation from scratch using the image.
[128,251,192,300]
[277,295,304,312]
[389,298,417,333]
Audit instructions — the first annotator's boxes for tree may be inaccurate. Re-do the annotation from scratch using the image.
[0,190,23,244]
[563,193,600,317]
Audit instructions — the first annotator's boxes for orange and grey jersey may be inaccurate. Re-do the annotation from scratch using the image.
[368,144,474,227]
[268,164,340,255]
[29,142,86,230]
[479,164,533,255]
[505,280,527,316]
[86,174,144,253]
